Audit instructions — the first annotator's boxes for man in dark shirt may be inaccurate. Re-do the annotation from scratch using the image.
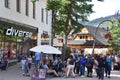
[97,53,106,80]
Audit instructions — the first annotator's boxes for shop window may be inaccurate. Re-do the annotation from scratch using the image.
[41,8,44,22]
[16,0,20,13]
[5,0,10,8]
[25,0,29,16]
[33,2,36,19]
[41,31,49,38]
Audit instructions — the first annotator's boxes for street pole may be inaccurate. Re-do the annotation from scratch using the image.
[92,20,113,56]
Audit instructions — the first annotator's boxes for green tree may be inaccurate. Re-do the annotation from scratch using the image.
[109,15,120,51]
[47,0,93,60]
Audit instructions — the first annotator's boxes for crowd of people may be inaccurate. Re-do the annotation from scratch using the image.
[19,50,120,80]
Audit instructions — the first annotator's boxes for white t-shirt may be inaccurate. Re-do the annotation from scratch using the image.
[27,57,32,63]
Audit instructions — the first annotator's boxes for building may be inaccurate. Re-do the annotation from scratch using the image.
[0,0,52,58]
[68,26,109,54]
[53,26,109,54]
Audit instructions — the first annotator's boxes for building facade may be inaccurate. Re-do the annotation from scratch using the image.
[53,27,109,54]
[0,0,52,58]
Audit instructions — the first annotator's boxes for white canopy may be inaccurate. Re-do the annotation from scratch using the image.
[29,45,62,54]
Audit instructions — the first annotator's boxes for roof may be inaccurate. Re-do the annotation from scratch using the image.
[86,26,108,45]
[68,26,109,46]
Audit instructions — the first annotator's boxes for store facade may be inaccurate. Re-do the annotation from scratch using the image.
[0,20,38,59]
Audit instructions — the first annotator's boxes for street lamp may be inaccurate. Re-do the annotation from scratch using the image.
[92,20,113,56]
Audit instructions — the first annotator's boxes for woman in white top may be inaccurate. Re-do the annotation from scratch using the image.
[27,55,32,69]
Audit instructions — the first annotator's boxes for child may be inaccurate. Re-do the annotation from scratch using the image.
[24,61,30,76]
[31,62,46,80]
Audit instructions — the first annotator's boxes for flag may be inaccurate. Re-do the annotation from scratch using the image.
[114,10,119,22]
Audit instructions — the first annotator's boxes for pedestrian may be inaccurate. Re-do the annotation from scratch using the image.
[86,54,94,77]
[24,60,30,76]
[27,55,32,70]
[21,57,27,75]
[93,55,99,77]
[3,54,8,70]
[79,55,86,77]
[97,53,106,80]
[105,53,112,78]
[65,55,75,78]
[0,54,3,62]
[74,55,81,75]
[34,52,41,68]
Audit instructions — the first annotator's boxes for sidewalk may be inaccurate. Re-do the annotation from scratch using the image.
[0,62,120,80]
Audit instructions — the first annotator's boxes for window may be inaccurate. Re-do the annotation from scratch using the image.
[25,0,29,16]
[16,0,20,12]
[5,0,9,8]
[80,36,82,39]
[85,36,88,39]
[33,2,36,19]
[41,8,44,22]
[46,10,48,24]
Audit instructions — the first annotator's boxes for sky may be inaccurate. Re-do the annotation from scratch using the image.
[88,0,120,21]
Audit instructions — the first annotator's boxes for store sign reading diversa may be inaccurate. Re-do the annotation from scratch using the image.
[6,27,32,38]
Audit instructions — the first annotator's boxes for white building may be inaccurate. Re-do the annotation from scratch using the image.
[0,0,52,56]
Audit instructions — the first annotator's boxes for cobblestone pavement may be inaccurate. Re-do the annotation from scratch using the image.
[0,63,120,80]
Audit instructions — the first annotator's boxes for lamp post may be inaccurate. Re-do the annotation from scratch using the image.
[92,20,113,56]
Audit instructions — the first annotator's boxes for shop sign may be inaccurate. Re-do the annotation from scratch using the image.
[5,27,33,38]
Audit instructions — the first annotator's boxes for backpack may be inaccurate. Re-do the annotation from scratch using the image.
[86,57,94,67]
[98,57,106,67]
[106,57,111,66]
[80,57,86,65]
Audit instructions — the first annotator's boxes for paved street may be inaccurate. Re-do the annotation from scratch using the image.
[0,62,120,80]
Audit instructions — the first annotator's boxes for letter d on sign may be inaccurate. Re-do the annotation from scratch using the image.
[6,27,13,35]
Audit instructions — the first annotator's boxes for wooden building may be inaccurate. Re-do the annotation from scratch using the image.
[53,26,109,54]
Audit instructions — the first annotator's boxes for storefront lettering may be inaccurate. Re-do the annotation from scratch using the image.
[6,27,33,38]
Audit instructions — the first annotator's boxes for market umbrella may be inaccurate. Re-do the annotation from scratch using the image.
[29,45,62,54]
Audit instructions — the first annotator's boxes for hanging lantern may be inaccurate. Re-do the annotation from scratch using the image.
[104,32,112,40]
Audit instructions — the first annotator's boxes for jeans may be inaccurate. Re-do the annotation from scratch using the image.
[35,60,40,68]
[105,65,111,76]
[80,65,85,76]
[98,67,104,80]
[67,64,75,77]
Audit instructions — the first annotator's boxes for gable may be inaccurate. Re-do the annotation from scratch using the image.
[81,27,89,33]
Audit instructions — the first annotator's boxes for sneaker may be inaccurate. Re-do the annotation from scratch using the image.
[80,75,85,78]
[108,76,110,78]
[72,76,75,78]
[64,76,68,78]
[106,74,107,77]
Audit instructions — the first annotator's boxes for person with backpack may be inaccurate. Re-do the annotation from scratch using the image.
[79,55,86,77]
[97,53,106,80]
[65,55,75,78]
[105,53,112,78]
[86,54,94,77]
